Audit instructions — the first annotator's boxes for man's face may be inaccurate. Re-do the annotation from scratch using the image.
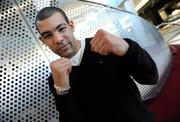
[37,12,78,58]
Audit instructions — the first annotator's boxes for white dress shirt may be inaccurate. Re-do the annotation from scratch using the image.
[70,39,86,66]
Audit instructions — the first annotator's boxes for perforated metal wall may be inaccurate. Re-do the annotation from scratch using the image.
[0,0,172,121]
[0,0,60,121]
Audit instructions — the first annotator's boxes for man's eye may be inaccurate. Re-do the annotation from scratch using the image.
[44,34,51,39]
[58,27,66,32]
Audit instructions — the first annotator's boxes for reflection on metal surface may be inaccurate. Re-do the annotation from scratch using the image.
[0,0,172,121]
[79,0,124,7]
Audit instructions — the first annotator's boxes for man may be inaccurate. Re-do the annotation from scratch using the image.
[35,7,158,122]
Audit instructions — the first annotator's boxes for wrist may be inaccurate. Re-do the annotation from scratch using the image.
[114,40,129,56]
[54,84,70,95]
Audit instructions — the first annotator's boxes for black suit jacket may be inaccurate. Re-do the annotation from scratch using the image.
[48,38,158,122]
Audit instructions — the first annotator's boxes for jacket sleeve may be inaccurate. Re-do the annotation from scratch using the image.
[122,38,159,85]
[48,75,82,122]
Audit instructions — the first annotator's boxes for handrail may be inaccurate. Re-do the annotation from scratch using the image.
[156,22,180,29]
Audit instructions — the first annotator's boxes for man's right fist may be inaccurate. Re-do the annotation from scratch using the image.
[50,57,72,88]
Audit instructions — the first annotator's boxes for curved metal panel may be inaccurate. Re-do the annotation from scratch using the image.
[0,0,59,121]
[0,0,173,121]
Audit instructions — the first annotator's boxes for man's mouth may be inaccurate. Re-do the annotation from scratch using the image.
[58,43,70,52]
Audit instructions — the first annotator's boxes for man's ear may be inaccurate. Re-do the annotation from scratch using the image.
[68,21,75,32]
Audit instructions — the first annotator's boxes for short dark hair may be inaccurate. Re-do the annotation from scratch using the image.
[35,6,69,28]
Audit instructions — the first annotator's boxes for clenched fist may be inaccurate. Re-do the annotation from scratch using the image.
[50,57,72,89]
[90,29,129,56]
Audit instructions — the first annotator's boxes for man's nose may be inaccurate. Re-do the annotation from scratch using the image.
[53,33,64,44]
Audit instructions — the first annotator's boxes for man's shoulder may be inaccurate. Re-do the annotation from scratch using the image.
[85,37,93,42]
[82,38,92,49]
